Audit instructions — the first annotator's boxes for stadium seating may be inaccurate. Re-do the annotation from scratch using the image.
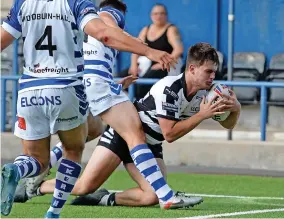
[223,52,266,104]
[265,53,284,105]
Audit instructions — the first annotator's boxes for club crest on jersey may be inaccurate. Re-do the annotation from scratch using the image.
[163,86,178,100]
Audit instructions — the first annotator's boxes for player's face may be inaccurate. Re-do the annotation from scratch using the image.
[151,6,167,25]
[193,61,218,89]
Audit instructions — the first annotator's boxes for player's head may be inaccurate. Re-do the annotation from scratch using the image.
[151,3,168,26]
[185,43,219,89]
[99,0,127,15]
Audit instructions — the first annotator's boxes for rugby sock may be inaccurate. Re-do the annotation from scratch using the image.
[13,155,41,178]
[49,137,90,169]
[49,142,63,168]
[47,159,81,216]
[130,144,174,202]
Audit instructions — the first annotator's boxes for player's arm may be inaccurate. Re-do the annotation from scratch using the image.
[98,12,145,49]
[167,26,184,60]
[158,114,204,143]
[1,2,22,51]
[218,90,241,129]
[158,96,227,143]
[1,27,15,51]
[84,20,174,71]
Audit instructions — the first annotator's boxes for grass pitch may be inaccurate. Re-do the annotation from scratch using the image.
[3,170,284,218]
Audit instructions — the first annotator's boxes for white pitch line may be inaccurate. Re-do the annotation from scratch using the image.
[181,208,284,219]
[184,193,284,200]
[109,190,284,200]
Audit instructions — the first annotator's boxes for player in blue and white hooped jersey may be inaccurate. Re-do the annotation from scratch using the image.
[0,0,176,217]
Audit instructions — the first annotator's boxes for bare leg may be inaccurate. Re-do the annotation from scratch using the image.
[100,101,145,149]
[87,114,104,142]
[115,158,166,206]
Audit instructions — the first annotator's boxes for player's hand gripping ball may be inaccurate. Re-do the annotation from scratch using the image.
[206,83,231,121]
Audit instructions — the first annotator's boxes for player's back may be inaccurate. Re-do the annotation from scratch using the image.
[83,6,125,82]
[3,0,99,92]
[83,35,118,81]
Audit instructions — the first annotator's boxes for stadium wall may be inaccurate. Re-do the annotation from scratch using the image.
[118,0,284,71]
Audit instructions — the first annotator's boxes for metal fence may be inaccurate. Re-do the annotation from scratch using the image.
[1,75,284,141]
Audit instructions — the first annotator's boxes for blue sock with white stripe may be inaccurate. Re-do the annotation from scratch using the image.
[13,155,41,179]
[47,159,81,216]
[49,142,63,168]
[130,144,174,202]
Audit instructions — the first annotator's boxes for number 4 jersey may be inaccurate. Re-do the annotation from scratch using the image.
[2,0,99,93]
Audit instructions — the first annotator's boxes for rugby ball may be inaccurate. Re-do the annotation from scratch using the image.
[206,83,231,121]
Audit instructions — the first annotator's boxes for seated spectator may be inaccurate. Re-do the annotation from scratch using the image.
[120,3,184,99]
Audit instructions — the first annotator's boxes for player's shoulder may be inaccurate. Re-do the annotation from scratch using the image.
[151,75,182,98]
[98,6,125,29]
[154,74,182,88]
[11,0,26,11]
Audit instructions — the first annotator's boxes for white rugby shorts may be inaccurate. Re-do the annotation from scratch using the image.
[84,76,129,116]
[14,85,88,140]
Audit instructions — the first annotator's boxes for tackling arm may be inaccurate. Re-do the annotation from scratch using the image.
[158,114,204,143]
[0,27,15,51]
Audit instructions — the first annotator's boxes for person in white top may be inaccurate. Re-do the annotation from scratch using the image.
[0,0,175,218]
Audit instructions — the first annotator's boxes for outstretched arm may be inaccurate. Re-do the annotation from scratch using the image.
[83,18,175,71]
[1,27,15,51]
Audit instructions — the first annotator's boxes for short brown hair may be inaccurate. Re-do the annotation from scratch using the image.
[99,0,127,14]
[185,43,219,71]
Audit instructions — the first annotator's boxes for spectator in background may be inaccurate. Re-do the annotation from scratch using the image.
[120,3,184,99]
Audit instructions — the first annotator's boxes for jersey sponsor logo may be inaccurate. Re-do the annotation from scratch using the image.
[56,116,78,123]
[195,96,203,100]
[162,102,178,113]
[18,117,26,130]
[83,78,91,87]
[90,94,111,103]
[20,96,62,107]
[83,50,98,56]
[163,86,178,100]
[80,7,97,16]
[28,64,69,74]
[190,106,200,112]
[22,13,70,23]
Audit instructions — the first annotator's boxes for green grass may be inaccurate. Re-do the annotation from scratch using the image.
[3,170,284,218]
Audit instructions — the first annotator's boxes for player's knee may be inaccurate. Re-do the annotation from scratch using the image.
[123,123,146,146]
[88,124,104,141]
[75,182,96,196]
[139,191,158,206]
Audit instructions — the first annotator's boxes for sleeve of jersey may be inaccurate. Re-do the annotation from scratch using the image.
[2,3,22,39]
[74,0,100,31]
[154,87,180,121]
[99,7,125,29]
